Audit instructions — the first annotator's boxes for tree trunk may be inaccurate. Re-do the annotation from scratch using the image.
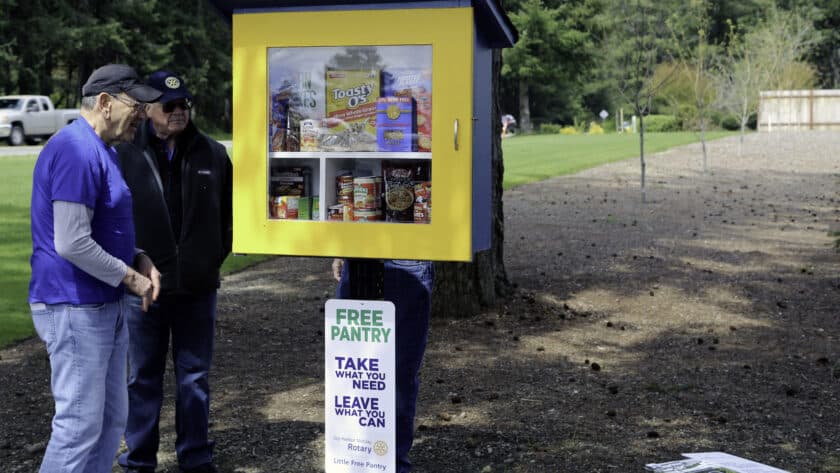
[433,49,511,318]
[518,78,532,133]
[639,114,646,203]
[700,118,708,174]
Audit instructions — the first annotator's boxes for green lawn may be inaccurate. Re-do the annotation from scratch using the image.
[502,131,735,189]
[0,154,271,348]
[0,156,37,348]
[0,130,735,348]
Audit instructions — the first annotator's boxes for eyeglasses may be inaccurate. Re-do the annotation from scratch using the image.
[109,94,146,114]
[162,100,193,113]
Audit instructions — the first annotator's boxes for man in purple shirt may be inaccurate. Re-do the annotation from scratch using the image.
[29,64,163,473]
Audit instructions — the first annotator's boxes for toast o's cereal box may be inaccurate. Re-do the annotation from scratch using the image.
[324,69,380,151]
[382,68,432,152]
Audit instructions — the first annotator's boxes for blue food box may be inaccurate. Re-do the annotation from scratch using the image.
[382,68,432,152]
[376,96,416,152]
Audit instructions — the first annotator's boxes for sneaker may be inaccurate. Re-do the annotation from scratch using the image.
[181,463,218,473]
[125,468,155,473]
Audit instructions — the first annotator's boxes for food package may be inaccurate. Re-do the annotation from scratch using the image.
[414,181,431,223]
[323,69,380,151]
[376,97,415,152]
[382,161,415,222]
[382,68,432,152]
[271,196,298,219]
[270,167,307,196]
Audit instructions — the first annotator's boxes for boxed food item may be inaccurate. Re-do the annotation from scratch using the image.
[382,68,432,152]
[298,196,319,220]
[328,203,354,221]
[414,181,431,224]
[299,118,320,152]
[375,97,415,152]
[323,69,380,152]
[271,196,299,219]
[270,167,307,197]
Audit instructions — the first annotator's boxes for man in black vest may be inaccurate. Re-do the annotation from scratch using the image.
[117,71,232,473]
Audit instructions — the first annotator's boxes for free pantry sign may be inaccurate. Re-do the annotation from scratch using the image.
[325,299,395,472]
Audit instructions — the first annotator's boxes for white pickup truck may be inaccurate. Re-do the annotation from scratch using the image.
[0,95,81,146]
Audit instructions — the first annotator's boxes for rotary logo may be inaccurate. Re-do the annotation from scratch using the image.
[372,440,388,456]
[165,76,181,89]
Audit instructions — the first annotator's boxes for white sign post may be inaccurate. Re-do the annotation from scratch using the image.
[325,299,396,473]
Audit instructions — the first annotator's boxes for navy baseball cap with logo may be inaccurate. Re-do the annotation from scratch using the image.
[146,71,194,104]
[82,64,163,102]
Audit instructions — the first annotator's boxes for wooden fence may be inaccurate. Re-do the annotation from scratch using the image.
[758,90,840,131]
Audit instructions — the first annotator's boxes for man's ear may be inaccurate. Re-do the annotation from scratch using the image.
[96,93,112,112]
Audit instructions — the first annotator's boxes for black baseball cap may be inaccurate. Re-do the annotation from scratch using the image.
[146,70,193,104]
[82,64,163,102]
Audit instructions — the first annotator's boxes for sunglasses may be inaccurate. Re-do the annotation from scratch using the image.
[162,100,193,113]
[109,94,146,114]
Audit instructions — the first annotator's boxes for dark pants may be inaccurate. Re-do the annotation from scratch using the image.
[337,260,434,473]
[118,292,217,471]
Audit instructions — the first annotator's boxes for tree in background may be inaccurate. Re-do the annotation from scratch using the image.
[501,0,598,131]
[608,0,676,203]
[782,0,840,88]
[714,7,818,150]
[0,0,231,133]
[665,0,718,173]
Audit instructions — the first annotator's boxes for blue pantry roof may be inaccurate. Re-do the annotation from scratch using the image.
[206,0,517,48]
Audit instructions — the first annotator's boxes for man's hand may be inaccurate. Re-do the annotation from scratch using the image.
[123,253,160,312]
[331,259,343,282]
[134,253,161,303]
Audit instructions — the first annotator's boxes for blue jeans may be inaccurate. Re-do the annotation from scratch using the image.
[31,298,130,473]
[118,292,217,471]
[337,260,434,473]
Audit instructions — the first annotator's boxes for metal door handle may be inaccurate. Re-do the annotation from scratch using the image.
[454,118,459,151]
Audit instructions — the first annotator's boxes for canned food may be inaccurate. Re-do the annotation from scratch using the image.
[336,170,354,205]
[353,209,383,222]
[353,176,379,210]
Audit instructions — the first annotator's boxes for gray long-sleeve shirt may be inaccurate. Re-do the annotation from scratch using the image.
[53,200,129,287]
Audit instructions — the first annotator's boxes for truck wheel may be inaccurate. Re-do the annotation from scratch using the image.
[8,125,24,146]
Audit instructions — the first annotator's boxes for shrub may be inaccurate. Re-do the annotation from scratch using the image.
[720,115,740,131]
[643,114,681,132]
[588,122,604,135]
[559,126,579,135]
[538,123,563,134]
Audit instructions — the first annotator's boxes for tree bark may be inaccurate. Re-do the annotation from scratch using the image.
[518,77,532,133]
[432,49,511,318]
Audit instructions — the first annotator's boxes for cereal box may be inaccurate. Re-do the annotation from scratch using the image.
[382,68,432,152]
[323,69,380,152]
[376,97,415,152]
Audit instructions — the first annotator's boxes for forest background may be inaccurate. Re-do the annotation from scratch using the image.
[0,0,838,136]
